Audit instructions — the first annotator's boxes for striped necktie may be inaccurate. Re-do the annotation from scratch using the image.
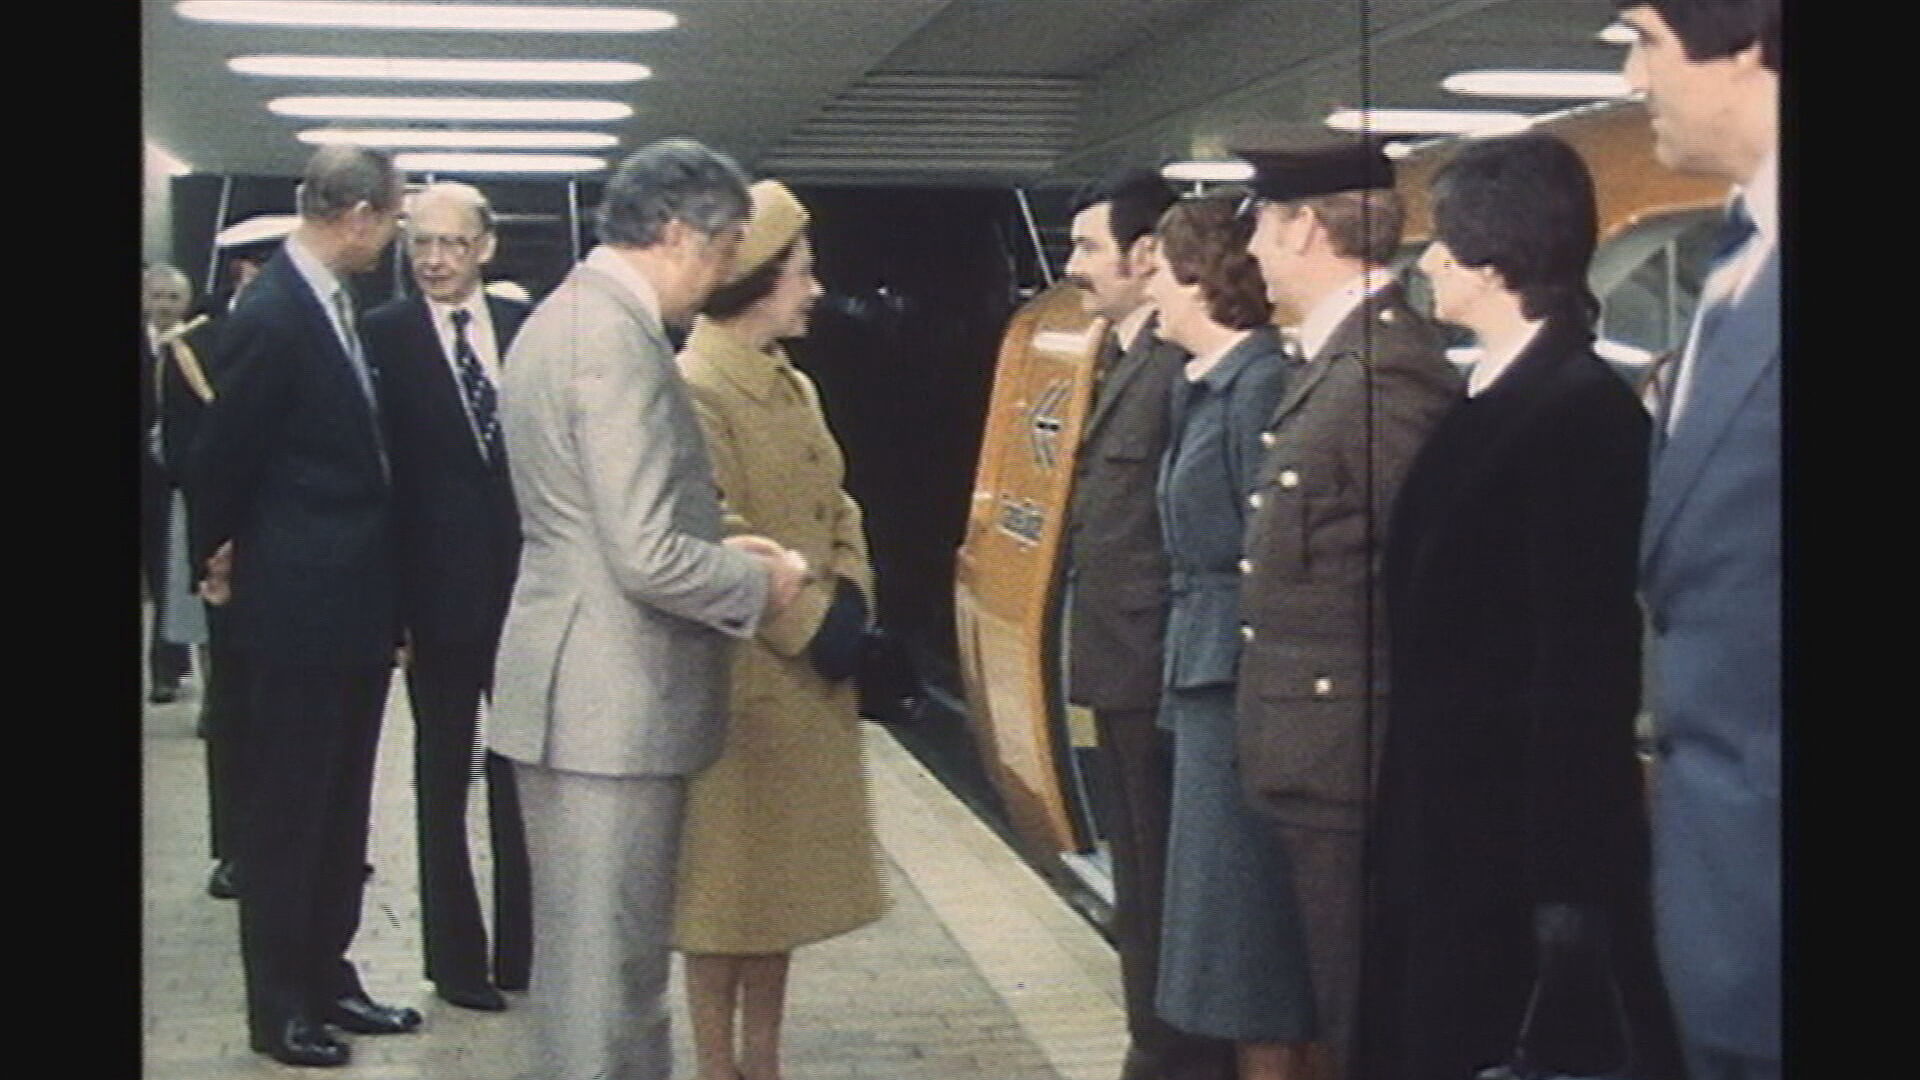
[450,308,503,463]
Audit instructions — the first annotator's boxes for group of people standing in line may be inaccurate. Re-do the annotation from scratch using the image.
[146,141,890,1079]
[1061,2,1778,1080]
[139,0,1777,1077]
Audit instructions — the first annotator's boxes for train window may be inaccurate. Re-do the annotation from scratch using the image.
[1593,207,1721,372]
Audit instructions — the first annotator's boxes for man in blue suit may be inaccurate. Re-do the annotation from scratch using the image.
[187,145,420,1069]
[1617,2,1779,1077]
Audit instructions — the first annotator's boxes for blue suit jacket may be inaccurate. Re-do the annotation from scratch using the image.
[1640,249,1780,1061]
[184,248,397,668]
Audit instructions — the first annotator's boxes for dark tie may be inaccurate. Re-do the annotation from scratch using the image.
[449,308,503,463]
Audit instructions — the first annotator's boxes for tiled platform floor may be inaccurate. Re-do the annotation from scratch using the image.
[141,663,1127,1079]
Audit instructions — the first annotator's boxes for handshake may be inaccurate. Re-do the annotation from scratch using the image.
[723,534,813,615]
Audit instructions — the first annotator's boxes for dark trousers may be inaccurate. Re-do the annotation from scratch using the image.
[406,650,532,990]
[1271,821,1364,1078]
[201,606,249,861]
[236,658,389,1033]
[1092,707,1236,1080]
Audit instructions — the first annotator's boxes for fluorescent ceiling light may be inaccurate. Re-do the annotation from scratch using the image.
[1443,70,1631,100]
[146,141,192,176]
[299,128,618,150]
[178,2,676,33]
[1161,160,1254,183]
[232,56,650,83]
[270,96,632,122]
[1598,22,1637,45]
[1325,108,1532,136]
[396,152,608,174]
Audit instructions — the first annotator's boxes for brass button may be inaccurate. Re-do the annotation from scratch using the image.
[1240,626,1255,642]
[1260,430,1276,448]
[1313,676,1333,696]
[1238,558,1252,575]
[1279,470,1300,489]
[1248,492,1263,509]
[814,505,828,522]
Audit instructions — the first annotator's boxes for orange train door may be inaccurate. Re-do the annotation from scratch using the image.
[953,281,1106,862]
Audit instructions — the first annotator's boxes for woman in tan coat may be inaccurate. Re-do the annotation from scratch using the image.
[672,180,890,1080]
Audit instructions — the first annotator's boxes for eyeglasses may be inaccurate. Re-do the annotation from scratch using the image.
[1235,193,1269,221]
[406,233,483,257]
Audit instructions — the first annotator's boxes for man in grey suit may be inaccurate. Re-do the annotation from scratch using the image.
[1063,170,1235,1080]
[1617,2,1780,1078]
[488,140,810,1080]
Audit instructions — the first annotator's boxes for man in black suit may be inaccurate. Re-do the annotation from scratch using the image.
[1063,170,1235,1080]
[142,264,194,703]
[361,182,532,1013]
[186,144,420,1069]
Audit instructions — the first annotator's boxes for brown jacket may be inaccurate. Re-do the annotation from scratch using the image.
[1234,282,1460,832]
[1065,317,1189,712]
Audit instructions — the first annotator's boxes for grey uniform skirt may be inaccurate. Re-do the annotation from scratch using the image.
[1155,683,1316,1042]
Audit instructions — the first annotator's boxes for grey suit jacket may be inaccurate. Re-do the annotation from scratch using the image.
[488,257,770,778]
[1640,250,1780,1060]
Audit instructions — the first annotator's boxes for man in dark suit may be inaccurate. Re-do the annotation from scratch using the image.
[361,181,532,1013]
[1618,3,1780,1077]
[1063,170,1234,1080]
[1233,138,1460,1079]
[185,144,420,1069]
[142,264,195,703]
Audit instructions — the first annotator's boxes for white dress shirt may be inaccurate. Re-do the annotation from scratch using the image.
[1112,302,1155,357]
[1297,268,1398,361]
[1667,150,1777,431]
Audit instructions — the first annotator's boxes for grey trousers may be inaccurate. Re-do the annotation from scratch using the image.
[516,762,687,1080]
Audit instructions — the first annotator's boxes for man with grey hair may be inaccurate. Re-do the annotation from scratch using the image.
[186,143,418,1069]
[489,138,810,1080]
[362,181,532,1014]
[142,263,195,703]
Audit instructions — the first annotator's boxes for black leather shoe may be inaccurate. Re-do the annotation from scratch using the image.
[207,861,237,899]
[148,684,179,704]
[435,981,507,1011]
[324,993,423,1034]
[251,1017,350,1068]
[493,970,529,993]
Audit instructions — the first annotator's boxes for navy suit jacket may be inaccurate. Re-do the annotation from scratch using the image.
[362,293,530,658]
[1640,249,1780,1060]
[184,248,397,668]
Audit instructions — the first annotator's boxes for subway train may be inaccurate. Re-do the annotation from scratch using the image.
[141,0,1729,908]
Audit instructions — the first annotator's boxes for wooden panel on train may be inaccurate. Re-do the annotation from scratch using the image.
[955,281,1106,860]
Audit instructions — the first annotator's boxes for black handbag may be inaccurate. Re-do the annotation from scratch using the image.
[1475,952,1636,1080]
[855,626,923,726]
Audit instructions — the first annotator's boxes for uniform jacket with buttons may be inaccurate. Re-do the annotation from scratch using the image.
[1157,325,1290,695]
[487,260,768,778]
[1233,282,1459,831]
[1065,316,1189,711]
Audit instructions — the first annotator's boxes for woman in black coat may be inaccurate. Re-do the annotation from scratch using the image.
[1352,133,1685,1080]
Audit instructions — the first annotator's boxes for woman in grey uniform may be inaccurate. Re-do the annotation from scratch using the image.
[1145,195,1313,1079]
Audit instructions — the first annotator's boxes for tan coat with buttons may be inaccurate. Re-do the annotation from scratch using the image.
[670,317,889,953]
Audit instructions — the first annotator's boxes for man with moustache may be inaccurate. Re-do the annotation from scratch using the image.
[1063,169,1235,1080]
[185,144,419,1068]
[361,182,532,1013]
[1616,1,1781,1076]
[488,139,810,1080]
[1232,137,1459,1078]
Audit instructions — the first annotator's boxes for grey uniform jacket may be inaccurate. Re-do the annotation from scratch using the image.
[1233,283,1460,832]
[488,258,769,778]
